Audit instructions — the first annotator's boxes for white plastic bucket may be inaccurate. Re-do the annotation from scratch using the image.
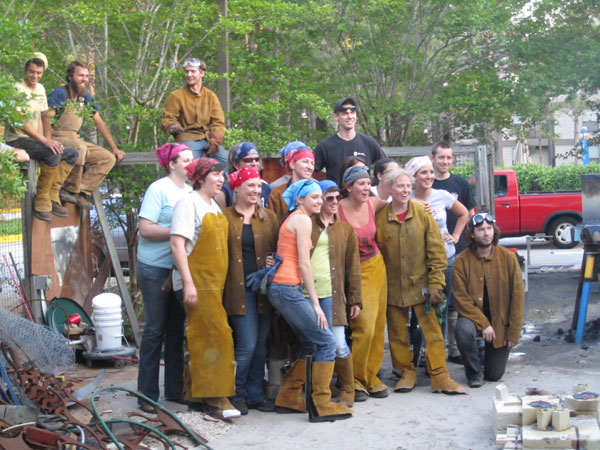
[92,293,123,350]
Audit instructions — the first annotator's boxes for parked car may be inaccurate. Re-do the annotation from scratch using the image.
[494,169,582,249]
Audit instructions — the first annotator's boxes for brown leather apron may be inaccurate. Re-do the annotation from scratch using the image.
[185,210,235,399]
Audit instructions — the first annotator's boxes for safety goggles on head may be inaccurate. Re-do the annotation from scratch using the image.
[470,213,496,228]
[183,58,205,69]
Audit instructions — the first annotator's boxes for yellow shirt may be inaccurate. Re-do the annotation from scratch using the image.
[5,81,48,141]
[311,231,332,298]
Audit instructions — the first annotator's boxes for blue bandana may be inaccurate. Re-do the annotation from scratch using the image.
[282,179,321,211]
[234,142,258,161]
[318,179,339,193]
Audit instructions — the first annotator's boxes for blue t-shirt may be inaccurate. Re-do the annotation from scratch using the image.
[47,85,99,116]
[137,177,192,268]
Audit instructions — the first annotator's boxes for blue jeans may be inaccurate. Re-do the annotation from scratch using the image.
[182,139,228,169]
[268,283,336,362]
[454,316,510,382]
[441,254,456,337]
[319,296,350,359]
[136,261,186,402]
[229,291,272,404]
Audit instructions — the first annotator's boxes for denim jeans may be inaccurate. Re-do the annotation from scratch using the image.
[229,291,272,404]
[319,296,350,359]
[7,137,79,167]
[182,139,228,169]
[268,283,336,362]
[454,316,510,382]
[137,261,186,402]
[441,254,456,337]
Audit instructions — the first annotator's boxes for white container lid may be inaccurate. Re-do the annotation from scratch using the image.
[92,293,122,309]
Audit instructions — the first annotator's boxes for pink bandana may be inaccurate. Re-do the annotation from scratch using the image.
[154,143,190,168]
[229,167,261,189]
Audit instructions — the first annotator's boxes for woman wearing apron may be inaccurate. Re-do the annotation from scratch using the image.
[338,165,388,402]
[170,157,240,420]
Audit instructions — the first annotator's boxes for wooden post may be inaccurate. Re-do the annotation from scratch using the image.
[21,161,41,321]
[92,191,141,347]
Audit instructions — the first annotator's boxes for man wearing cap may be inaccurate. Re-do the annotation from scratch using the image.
[161,58,227,168]
[314,98,387,184]
[5,53,79,221]
[44,60,125,210]
[452,213,524,388]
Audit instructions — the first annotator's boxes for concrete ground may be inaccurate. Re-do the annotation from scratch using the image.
[66,271,600,450]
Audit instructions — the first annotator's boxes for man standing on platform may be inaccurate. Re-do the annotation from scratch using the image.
[314,97,386,184]
[161,58,228,168]
[44,60,125,210]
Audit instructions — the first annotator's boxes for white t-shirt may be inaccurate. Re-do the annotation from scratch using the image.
[411,188,456,259]
[137,176,192,269]
[170,191,222,290]
[5,81,48,141]
[370,185,391,202]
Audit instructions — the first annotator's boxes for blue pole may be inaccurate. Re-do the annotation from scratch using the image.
[575,281,592,345]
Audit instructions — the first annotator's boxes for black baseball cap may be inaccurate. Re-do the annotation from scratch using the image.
[334,97,357,113]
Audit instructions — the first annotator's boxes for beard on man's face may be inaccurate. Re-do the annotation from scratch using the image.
[70,78,88,97]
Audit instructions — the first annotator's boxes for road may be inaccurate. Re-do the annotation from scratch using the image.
[499,236,583,271]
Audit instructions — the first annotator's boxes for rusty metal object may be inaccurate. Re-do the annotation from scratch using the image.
[0,343,209,449]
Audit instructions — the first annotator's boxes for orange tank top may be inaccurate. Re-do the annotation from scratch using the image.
[272,211,307,285]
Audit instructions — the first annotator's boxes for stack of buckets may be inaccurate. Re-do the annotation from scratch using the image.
[91,293,124,351]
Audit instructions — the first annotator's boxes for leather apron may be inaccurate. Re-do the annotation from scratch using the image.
[185,210,235,399]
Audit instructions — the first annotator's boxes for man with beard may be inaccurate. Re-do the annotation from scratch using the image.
[452,213,524,388]
[44,61,125,209]
[314,98,386,184]
[161,58,227,168]
[5,53,79,221]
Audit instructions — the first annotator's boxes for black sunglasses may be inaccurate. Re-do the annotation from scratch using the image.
[242,157,260,163]
[337,106,356,113]
[470,213,496,227]
[324,194,342,203]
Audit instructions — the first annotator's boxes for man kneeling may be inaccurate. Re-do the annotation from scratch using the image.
[452,213,525,388]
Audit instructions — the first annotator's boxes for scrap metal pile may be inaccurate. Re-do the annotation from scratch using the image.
[0,337,210,449]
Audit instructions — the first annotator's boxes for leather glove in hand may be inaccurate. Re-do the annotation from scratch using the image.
[206,129,225,156]
[165,122,184,138]
[426,287,444,306]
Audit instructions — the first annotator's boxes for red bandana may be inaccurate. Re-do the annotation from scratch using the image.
[185,157,220,182]
[229,167,261,189]
[287,148,314,163]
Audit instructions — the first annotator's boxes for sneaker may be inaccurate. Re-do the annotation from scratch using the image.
[369,387,389,399]
[354,390,369,402]
[248,398,275,413]
[468,377,483,388]
[230,398,249,415]
[51,201,69,218]
[448,354,464,365]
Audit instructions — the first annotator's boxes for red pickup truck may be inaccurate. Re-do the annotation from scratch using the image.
[494,169,582,249]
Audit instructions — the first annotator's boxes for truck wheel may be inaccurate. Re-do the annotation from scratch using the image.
[548,217,578,249]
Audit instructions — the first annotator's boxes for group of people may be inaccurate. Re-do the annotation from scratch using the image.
[5,53,124,221]
[135,85,525,422]
[6,54,524,422]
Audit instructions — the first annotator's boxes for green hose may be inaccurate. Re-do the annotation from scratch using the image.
[89,385,213,450]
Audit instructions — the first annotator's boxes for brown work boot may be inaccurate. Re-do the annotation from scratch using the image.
[306,359,352,423]
[334,354,355,407]
[34,163,58,222]
[51,201,68,218]
[275,359,307,413]
[49,161,75,217]
[394,367,417,393]
[60,189,93,210]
